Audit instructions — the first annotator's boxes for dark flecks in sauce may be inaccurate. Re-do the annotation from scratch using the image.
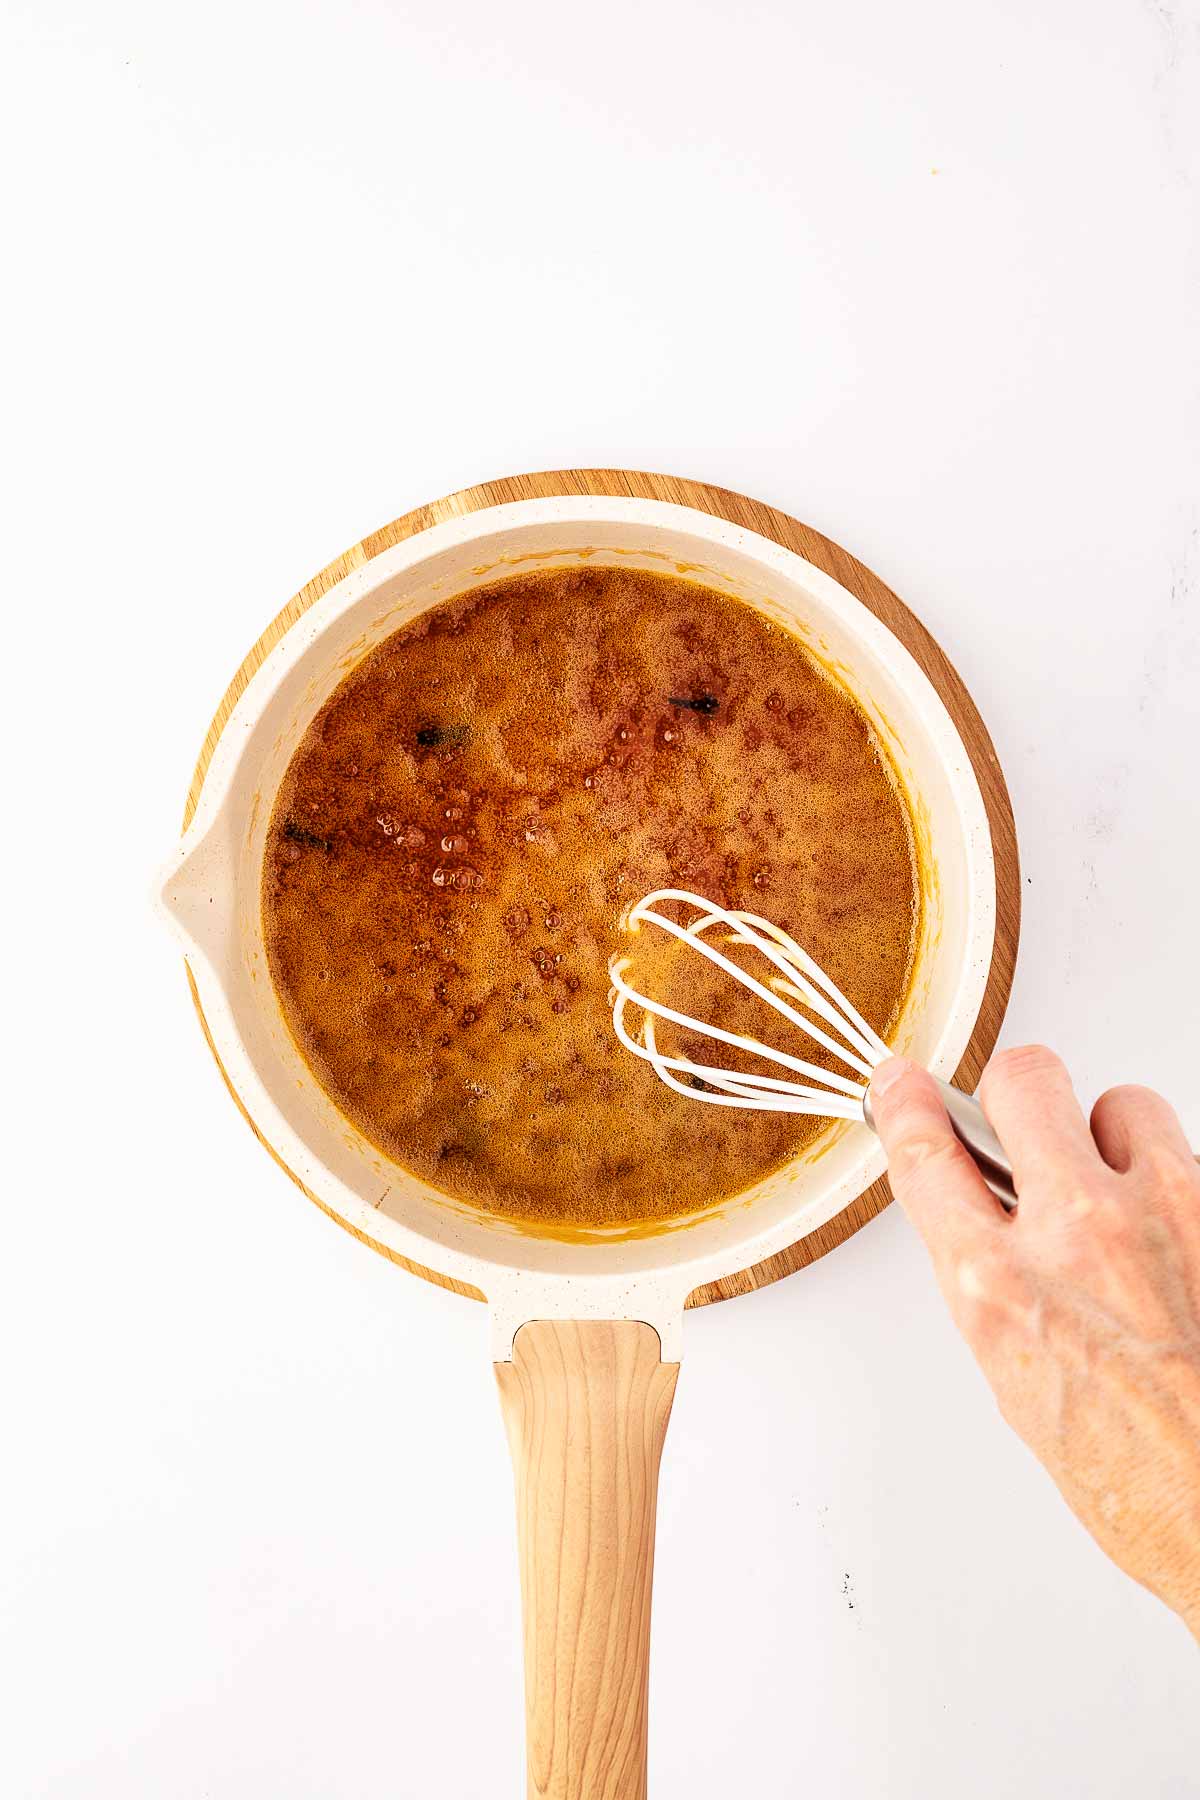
[262,565,921,1229]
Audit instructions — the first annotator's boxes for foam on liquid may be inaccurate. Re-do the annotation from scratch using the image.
[262,565,921,1229]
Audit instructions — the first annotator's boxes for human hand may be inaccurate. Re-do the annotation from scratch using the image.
[869,1047,1200,1640]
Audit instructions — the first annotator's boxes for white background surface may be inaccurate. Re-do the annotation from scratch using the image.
[3,0,1199,1794]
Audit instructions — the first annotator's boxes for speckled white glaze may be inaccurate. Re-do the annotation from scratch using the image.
[159,497,996,1358]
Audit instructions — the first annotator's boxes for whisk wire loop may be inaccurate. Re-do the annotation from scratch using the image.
[610,889,891,1119]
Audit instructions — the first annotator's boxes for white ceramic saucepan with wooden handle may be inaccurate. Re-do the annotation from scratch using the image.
[159,494,998,1799]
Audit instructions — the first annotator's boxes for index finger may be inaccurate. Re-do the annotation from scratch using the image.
[977,1044,1100,1204]
[869,1057,1004,1258]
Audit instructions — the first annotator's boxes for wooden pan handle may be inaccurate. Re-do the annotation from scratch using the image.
[495,1320,680,1800]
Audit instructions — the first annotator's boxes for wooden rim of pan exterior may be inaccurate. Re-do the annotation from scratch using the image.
[181,468,1021,1312]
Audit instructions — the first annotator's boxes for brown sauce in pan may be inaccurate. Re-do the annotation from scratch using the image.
[262,566,921,1230]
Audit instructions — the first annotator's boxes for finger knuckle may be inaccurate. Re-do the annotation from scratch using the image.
[1139,1142,1200,1205]
[1095,1081,1157,1111]
[947,1247,1022,1342]
[981,1043,1064,1100]
[952,1245,1013,1305]
[1050,1184,1138,1264]
[1042,1178,1105,1233]
[892,1131,969,1186]
[1091,1083,1160,1127]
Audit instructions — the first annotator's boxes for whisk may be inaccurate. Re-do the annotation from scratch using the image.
[609,888,1015,1209]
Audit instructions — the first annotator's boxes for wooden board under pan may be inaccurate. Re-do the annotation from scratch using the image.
[179,468,1020,1308]
[164,470,1020,1796]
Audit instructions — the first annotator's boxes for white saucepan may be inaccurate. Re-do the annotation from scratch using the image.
[160,496,997,1800]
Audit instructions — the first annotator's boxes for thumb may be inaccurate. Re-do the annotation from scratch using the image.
[869,1057,1000,1253]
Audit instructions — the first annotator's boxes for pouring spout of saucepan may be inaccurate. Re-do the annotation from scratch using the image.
[154,825,236,972]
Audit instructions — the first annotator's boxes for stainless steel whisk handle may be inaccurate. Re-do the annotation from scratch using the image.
[863,1077,1017,1213]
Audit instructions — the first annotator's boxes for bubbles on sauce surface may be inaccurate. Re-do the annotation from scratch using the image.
[262,564,921,1229]
[432,865,484,891]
